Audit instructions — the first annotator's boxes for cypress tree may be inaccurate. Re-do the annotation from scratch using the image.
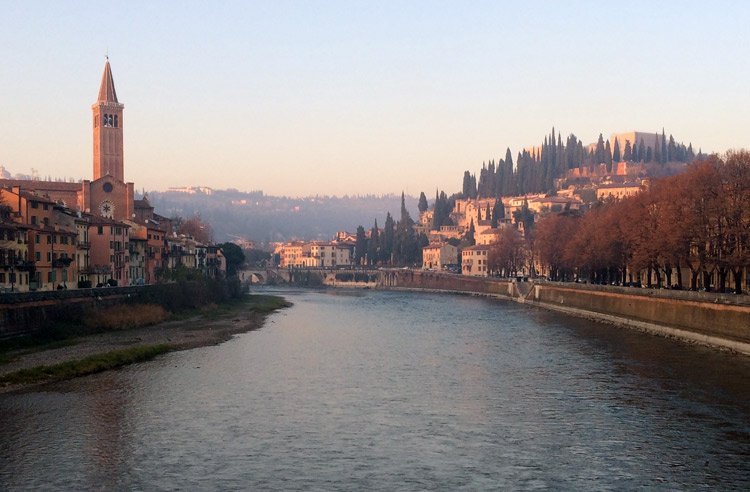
[667,134,676,163]
[355,225,367,265]
[604,140,613,172]
[381,213,395,264]
[368,220,379,266]
[612,138,621,162]
[595,134,606,164]
[466,220,476,246]
[638,138,646,162]
[623,140,632,161]
[417,191,428,213]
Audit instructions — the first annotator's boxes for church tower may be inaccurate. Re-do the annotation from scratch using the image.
[92,58,124,182]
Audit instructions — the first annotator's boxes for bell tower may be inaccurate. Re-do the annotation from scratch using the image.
[92,58,124,182]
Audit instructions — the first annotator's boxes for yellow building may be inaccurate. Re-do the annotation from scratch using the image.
[461,245,489,277]
[422,242,458,270]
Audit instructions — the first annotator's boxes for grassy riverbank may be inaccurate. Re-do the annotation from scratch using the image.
[0,344,171,386]
[0,293,290,392]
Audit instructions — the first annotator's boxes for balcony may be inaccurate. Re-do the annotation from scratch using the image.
[52,257,74,268]
[79,265,111,275]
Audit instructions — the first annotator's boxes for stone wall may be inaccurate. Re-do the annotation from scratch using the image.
[0,279,243,338]
[0,286,140,337]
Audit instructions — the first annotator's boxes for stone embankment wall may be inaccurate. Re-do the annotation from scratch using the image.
[379,270,750,355]
[0,279,244,338]
[0,286,141,337]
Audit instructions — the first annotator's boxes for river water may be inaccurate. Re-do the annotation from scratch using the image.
[1,289,750,490]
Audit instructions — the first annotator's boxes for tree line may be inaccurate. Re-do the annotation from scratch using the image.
[462,128,701,199]
[354,193,429,266]
[529,151,749,293]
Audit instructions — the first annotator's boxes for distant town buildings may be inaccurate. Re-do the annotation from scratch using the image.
[275,240,354,268]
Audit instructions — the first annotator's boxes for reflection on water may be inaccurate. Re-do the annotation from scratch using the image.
[1,289,749,490]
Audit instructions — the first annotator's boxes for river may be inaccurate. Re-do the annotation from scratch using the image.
[1,289,750,490]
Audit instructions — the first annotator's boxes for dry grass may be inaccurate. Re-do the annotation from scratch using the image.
[84,304,169,331]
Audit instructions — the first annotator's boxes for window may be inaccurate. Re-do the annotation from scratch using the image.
[31,216,37,225]
[43,203,48,211]
[47,235,52,244]
[97,226,103,235]
[31,202,38,209]
[47,252,51,262]
[35,235,40,244]
[48,272,53,283]
[35,252,41,261]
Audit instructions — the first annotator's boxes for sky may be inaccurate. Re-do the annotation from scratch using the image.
[0,1,748,197]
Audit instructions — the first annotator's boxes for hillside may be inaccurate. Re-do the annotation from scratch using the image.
[145,188,419,245]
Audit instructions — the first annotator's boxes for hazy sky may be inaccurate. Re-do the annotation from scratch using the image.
[1,1,748,197]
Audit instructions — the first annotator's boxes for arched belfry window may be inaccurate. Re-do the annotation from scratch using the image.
[103,114,108,126]
[114,115,118,128]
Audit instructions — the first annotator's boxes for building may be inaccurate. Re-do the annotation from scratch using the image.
[422,242,458,270]
[609,131,664,159]
[461,245,490,277]
[476,227,502,246]
[0,59,215,288]
[1,59,135,222]
[596,182,645,201]
[88,216,130,286]
[0,220,31,292]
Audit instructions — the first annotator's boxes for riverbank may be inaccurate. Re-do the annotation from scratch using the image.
[0,294,290,394]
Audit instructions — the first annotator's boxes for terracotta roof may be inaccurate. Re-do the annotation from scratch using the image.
[463,244,489,251]
[97,59,118,103]
[87,215,130,227]
[0,179,82,192]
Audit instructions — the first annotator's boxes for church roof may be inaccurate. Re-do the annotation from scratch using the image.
[97,58,118,103]
[0,179,82,192]
[134,198,153,210]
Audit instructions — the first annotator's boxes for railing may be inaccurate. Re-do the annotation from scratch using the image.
[79,265,112,275]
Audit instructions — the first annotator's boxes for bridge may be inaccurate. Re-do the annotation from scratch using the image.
[237,267,380,287]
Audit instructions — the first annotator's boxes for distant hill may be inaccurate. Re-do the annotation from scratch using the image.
[144,188,420,245]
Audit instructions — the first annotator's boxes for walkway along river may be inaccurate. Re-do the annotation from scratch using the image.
[1,288,749,489]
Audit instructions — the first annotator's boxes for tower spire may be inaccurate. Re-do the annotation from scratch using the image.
[97,58,118,103]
